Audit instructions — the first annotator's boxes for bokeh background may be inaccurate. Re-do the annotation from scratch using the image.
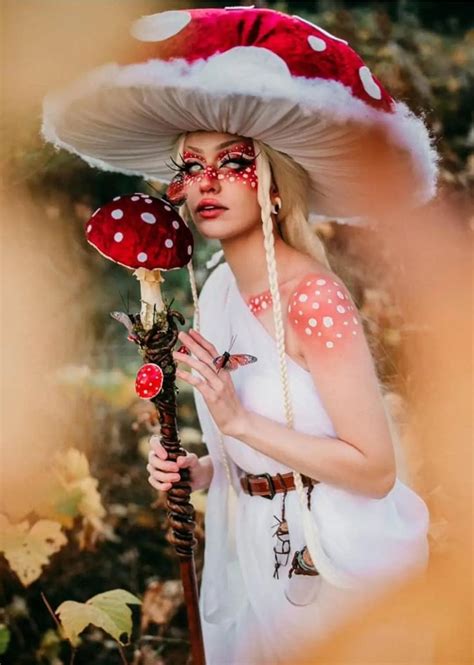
[1,1,472,663]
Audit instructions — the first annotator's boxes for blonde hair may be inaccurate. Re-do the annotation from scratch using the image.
[172,131,403,570]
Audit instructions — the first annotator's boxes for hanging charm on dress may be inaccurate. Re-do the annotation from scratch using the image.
[288,480,319,578]
[271,474,291,579]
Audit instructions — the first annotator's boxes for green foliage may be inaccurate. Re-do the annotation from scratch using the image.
[0,624,11,655]
[56,589,141,647]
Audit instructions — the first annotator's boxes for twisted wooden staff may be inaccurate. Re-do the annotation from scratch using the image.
[85,193,205,665]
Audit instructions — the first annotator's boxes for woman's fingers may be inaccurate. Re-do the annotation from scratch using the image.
[188,329,219,357]
[146,463,180,484]
[177,330,216,363]
[173,350,218,384]
[176,453,198,469]
[148,449,179,472]
[148,474,172,492]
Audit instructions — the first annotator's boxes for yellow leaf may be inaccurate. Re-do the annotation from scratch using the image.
[0,515,67,586]
[56,589,141,647]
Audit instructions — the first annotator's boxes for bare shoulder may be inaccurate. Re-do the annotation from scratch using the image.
[284,261,361,356]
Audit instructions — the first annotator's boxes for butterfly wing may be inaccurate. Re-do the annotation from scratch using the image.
[225,354,258,371]
[213,354,227,371]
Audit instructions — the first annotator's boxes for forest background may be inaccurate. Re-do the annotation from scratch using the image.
[1,1,472,664]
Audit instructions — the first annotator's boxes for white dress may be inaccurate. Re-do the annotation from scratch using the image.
[191,261,430,665]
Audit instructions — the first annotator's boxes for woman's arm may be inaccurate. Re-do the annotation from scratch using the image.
[192,453,214,491]
[231,271,397,499]
[232,410,393,499]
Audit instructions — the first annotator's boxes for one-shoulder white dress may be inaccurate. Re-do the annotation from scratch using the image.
[191,261,430,665]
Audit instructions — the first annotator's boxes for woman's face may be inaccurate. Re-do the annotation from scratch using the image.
[165,131,264,240]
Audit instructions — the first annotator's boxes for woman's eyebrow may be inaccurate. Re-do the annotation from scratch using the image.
[185,139,247,153]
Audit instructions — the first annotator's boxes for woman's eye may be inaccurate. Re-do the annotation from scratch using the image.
[183,161,203,174]
[221,157,253,170]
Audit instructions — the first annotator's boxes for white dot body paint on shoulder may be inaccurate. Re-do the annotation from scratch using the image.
[288,273,360,352]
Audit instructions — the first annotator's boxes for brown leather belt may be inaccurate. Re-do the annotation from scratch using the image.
[240,471,319,499]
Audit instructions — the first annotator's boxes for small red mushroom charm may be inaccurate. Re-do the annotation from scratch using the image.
[135,363,164,399]
[176,344,190,355]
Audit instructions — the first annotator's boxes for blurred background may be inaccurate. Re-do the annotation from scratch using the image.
[0,1,472,663]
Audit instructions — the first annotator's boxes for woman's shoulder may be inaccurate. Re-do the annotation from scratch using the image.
[281,259,345,300]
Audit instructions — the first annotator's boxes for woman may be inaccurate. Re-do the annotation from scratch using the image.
[147,130,431,664]
[41,6,437,663]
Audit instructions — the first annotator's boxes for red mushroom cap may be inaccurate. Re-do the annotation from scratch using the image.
[85,194,194,271]
[135,363,164,399]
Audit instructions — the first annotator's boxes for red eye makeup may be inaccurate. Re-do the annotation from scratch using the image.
[165,141,259,204]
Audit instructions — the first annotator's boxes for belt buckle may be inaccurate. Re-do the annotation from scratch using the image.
[249,472,276,499]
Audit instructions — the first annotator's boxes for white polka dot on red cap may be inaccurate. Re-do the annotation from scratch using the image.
[308,35,326,51]
[131,10,192,42]
[137,252,148,262]
[172,221,180,229]
[165,239,173,248]
[114,232,124,242]
[187,245,192,254]
[111,209,123,219]
[141,212,156,224]
[359,66,382,100]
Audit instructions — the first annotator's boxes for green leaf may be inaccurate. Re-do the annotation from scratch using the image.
[0,624,11,655]
[56,589,141,647]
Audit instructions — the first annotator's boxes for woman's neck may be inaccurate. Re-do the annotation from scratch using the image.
[221,223,297,301]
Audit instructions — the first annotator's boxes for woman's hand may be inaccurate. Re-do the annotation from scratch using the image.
[147,435,213,493]
[172,328,248,438]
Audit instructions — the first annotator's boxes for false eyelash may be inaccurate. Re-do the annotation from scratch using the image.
[165,149,261,175]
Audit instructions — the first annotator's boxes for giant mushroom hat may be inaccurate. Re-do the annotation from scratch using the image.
[42,6,440,222]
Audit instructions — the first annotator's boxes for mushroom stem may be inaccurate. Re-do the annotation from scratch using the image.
[133,267,165,330]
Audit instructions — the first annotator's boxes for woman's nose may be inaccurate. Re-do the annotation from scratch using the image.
[199,165,221,191]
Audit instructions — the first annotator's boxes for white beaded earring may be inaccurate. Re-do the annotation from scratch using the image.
[271,196,282,215]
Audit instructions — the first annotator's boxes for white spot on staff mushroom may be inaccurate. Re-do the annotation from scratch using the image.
[137,252,148,262]
[187,245,192,255]
[165,239,174,248]
[292,15,349,44]
[141,212,156,224]
[87,224,92,233]
[114,232,124,242]
[111,209,124,219]
[131,196,140,201]
[164,205,171,211]
[172,220,180,229]
[308,35,327,52]
[359,66,382,100]
[113,196,121,201]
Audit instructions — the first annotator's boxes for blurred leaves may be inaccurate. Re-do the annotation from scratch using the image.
[0,516,67,586]
[56,589,141,647]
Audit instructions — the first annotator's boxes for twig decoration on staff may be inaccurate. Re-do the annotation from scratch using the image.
[84,192,206,665]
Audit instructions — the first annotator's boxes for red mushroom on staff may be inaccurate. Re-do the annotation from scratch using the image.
[86,192,194,330]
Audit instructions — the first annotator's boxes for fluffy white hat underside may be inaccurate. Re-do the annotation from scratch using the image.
[41,47,440,223]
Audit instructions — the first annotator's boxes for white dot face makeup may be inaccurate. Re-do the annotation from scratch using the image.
[165,141,258,205]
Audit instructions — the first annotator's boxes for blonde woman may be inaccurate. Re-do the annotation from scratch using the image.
[147,129,430,664]
[41,6,438,663]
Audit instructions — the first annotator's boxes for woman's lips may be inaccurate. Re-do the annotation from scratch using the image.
[197,207,227,219]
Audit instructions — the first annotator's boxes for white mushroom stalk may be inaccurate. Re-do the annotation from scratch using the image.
[134,267,166,331]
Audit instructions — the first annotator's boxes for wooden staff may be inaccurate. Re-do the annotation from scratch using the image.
[85,194,205,665]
